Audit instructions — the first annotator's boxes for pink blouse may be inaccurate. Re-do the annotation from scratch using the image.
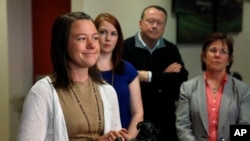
[205,74,227,141]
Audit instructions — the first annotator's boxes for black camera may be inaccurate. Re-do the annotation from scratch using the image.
[134,120,159,141]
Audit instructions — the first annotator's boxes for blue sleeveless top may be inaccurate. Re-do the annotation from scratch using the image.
[100,60,138,128]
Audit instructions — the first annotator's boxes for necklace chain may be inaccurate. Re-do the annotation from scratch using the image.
[111,70,114,86]
[70,79,101,135]
[211,84,222,96]
[212,88,217,94]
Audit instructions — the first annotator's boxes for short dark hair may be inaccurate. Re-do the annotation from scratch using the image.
[140,5,167,20]
[200,32,234,73]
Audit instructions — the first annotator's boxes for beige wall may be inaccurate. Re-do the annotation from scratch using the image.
[0,0,10,140]
[1,0,250,141]
[73,0,250,83]
[3,0,33,140]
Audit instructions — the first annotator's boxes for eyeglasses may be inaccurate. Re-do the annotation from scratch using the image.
[144,19,165,27]
[207,47,229,55]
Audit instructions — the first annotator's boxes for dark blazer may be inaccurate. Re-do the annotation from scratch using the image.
[176,75,250,141]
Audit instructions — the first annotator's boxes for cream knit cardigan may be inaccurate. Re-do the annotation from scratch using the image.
[17,76,121,141]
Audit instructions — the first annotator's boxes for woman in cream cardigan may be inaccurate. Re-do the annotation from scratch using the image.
[17,12,123,141]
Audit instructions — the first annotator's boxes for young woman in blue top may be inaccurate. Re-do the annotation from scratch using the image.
[94,13,143,140]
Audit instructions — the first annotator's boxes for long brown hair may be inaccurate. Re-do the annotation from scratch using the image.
[50,12,104,89]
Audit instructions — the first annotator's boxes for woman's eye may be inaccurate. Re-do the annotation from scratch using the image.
[99,30,107,35]
[111,32,118,37]
[77,37,86,41]
[93,36,99,41]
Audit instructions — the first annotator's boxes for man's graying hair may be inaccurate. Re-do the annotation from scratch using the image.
[140,5,167,21]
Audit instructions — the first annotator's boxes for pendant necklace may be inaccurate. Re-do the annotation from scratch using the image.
[212,88,217,94]
[211,83,221,95]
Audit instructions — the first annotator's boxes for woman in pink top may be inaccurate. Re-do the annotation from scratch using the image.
[176,32,250,141]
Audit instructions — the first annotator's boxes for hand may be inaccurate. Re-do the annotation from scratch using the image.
[96,132,110,141]
[138,70,149,82]
[164,62,182,73]
[108,129,126,141]
[119,128,134,140]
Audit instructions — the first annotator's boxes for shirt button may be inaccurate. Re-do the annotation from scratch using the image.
[158,89,162,93]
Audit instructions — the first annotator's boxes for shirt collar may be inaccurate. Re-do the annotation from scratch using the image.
[204,72,228,84]
[135,32,166,52]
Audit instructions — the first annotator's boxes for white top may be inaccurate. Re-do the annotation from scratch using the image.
[17,76,122,141]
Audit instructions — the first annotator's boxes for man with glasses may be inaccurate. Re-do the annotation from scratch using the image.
[122,5,188,141]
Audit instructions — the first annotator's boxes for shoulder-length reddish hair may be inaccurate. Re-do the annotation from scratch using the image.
[94,13,125,74]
